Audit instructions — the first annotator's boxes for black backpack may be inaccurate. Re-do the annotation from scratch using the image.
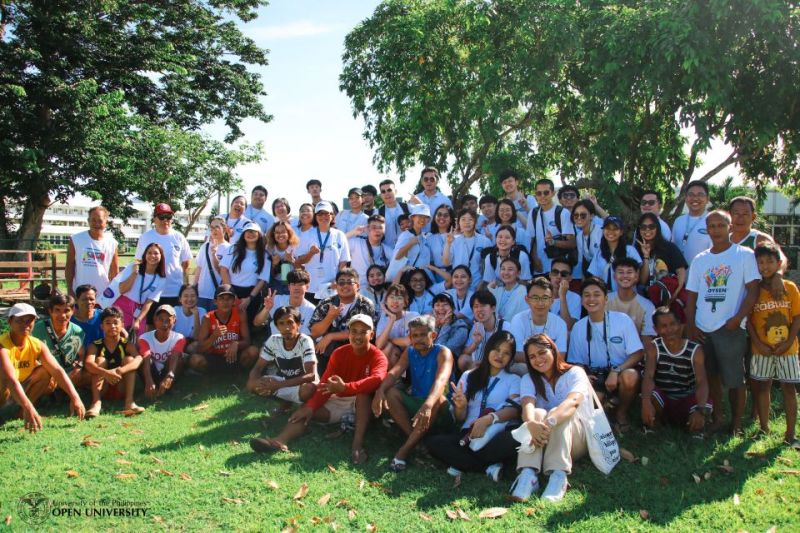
[481,243,531,270]
[378,202,410,218]
[529,205,578,266]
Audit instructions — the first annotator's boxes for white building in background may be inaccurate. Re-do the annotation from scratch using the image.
[39,197,211,249]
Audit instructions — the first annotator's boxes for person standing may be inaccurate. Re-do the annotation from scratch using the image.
[526,178,575,276]
[411,167,452,233]
[377,179,410,249]
[296,201,351,302]
[671,181,712,263]
[244,185,276,234]
[66,206,119,296]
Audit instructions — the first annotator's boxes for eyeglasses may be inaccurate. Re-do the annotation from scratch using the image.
[526,295,552,303]
[157,214,173,221]
[380,188,393,194]
[336,279,357,285]
[640,199,657,207]
[573,212,589,220]
[535,190,551,197]
[550,268,571,277]
[639,223,658,231]
[560,192,577,199]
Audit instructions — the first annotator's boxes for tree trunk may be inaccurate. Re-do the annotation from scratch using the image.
[15,193,50,250]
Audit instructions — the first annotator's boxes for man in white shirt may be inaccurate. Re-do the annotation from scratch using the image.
[606,257,656,344]
[410,166,452,233]
[671,180,712,263]
[244,185,275,234]
[526,178,576,276]
[567,276,644,432]
[306,178,339,214]
[349,215,392,286]
[336,187,370,237]
[685,210,760,435]
[66,205,119,296]
[499,170,536,227]
[509,277,569,374]
[377,179,410,249]
[254,270,316,336]
[548,257,582,329]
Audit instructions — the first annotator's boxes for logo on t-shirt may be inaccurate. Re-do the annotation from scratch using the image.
[703,265,732,312]
[610,336,623,344]
[81,249,105,266]
[698,228,708,235]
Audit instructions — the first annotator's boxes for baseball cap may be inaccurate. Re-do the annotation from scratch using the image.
[348,187,363,197]
[347,314,374,330]
[315,201,334,213]
[154,203,174,216]
[242,221,262,234]
[602,216,625,229]
[155,304,176,317]
[409,204,431,218]
[7,303,37,319]
[214,284,236,298]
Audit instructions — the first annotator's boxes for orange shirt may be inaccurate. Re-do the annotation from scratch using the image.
[206,307,242,356]
[749,280,800,355]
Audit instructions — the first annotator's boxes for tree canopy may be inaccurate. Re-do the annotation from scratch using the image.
[0,1,270,246]
[340,0,800,221]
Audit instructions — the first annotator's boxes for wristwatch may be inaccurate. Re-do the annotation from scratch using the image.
[489,412,500,424]
[701,405,712,417]
[167,371,175,379]
[611,365,622,374]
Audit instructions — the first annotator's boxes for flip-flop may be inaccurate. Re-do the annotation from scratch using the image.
[85,404,102,419]
[388,457,407,472]
[250,437,288,453]
[351,448,368,465]
[121,405,145,416]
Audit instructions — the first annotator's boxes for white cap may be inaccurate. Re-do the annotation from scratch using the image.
[409,204,431,218]
[7,303,37,319]
[315,201,334,213]
[242,221,262,234]
[347,313,374,329]
[155,304,177,316]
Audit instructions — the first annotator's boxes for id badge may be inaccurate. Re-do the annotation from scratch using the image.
[133,307,142,318]
[316,266,326,279]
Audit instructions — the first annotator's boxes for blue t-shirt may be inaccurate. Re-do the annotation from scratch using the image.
[71,308,103,348]
[407,343,453,398]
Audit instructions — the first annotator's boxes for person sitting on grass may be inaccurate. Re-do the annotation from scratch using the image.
[137,304,187,401]
[188,284,259,373]
[426,330,521,484]
[250,314,388,466]
[84,306,144,418]
[254,269,316,337]
[172,284,205,349]
[488,257,529,321]
[460,290,510,373]
[372,315,455,472]
[71,284,106,348]
[0,303,86,431]
[247,306,318,413]
[375,283,419,367]
[32,292,88,392]
[510,334,594,503]
[641,307,711,435]
[747,242,800,447]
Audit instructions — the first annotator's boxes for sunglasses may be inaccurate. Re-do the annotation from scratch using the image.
[157,214,173,221]
[380,189,393,194]
[640,199,657,207]
[550,268,571,277]
[573,212,589,220]
[639,223,658,231]
[422,176,437,182]
[560,192,577,199]
[535,190,551,197]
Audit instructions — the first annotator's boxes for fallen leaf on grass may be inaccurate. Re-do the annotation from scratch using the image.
[180,473,192,481]
[446,510,458,520]
[327,464,337,473]
[318,493,331,506]
[198,444,206,451]
[457,509,470,521]
[330,521,339,530]
[692,473,701,484]
[42,446,51,453]
[115,450,127,456]
[780,470,800,475]
[620,448,636,463]
[703,472,712,480]
[755,488,764,495]
[766,527,777,533]
[153,516,164,524]
[151,456,164,464]
[115,473,136,480]
[478,507,508,519]
[348,510,357,521]
[745,451,766,459]
[419,512,432,521]
[777,457,792,465]
[115,459,132,466]
[293,483,309,500]
[310,517,322,525]
[192,403,210,412]
[81,438,101,447]
[280,528,297,533]
[366,524,377,532]
[66,469,80,478]
[5,516,11,526]
[358,479,366,490]
[130,429,145,436]
[295,501,305,508]
[219,470,232,477]
[641,456,649,466]
[336,499,350,508]
[157,469,173,477]
[221,497,244,505]
[639,509,650,520]
[267,480,280,490]
[733,494,740,506]
[717,464,735,473]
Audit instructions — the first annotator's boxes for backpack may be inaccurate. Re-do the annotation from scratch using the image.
[482,244,531,270]
[378,202,410,219]
[529,205,578,266]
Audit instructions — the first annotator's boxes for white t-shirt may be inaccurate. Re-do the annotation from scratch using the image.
[567,311,644,368]
[671,213,711,263]
[490,284,528,321]
[222,213,252,244]
[686,244,760,332]
[468,318,515,363]
[392,230,432,270]
[219,247,270,287]
[587,245,642,291]
[376,311,420,340]
[427,233,450,271]
[487,221,530,249]
[135,229,192,298]
[457,369,520,428]
[607,292,656,337]
[574,218,603,279]
[520,366,593,421]
[70,230,118,294]
[417,191,452,232]
[195,241,231,300]
[114,263,166,305]
[268,295,316,336]
[380,203,406,249]
[348,237,392,287]
[482,252,532,284]
[441,287,474,322]
[244,206,275,234]
[173,305,207,339]
[526,204,575,274]
[550,290,582,323]
[137,330,187,372]
[259,334,318,380]
[450,234,492,291]
[297,228,351,295]
[509,310,569,354]
[335,210,369,236]
[408,290,434,315]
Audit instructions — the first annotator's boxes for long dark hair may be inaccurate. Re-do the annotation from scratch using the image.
[635,212,669,257]
[523,333,572,401]
[231,229,266,275]
[466,330,516,400]
[139,243,166,278]
[401,267,432,299]
[599,221,630,263]
[430,205,455,234]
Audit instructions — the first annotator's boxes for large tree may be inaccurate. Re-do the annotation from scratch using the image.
[0,1,270,247]
[341,0,799,220]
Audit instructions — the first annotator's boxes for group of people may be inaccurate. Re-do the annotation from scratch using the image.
[1,169,798,503]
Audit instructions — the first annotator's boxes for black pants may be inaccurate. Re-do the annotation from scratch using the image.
[425,429,519,473]
[232,284,262,328]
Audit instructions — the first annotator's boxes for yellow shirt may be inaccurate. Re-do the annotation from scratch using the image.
[749,280,800,355]
[0,332,43,382]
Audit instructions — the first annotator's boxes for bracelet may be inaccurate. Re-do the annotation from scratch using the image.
[489,412,500,424]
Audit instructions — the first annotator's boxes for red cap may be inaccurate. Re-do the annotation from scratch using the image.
[154,203,173,215]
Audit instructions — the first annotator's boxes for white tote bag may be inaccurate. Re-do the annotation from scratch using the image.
[583,387,620,474]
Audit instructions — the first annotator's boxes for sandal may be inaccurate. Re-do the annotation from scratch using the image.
[351,448,368,465]
[86,403,102,419]
[122,404,145,416]
[388,457,407,472]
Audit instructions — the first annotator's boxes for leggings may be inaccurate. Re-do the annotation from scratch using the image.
[425,429,519,473]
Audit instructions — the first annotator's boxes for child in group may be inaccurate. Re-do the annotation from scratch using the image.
[403,267,436,315]
[173,284,206,350]
[247,306,318,411]
[748,242,800,447]
[84,306,144,417]
[376,284,420,366]
[489,258,528,321]
[427,264,475,322]
[397,214,411,233]
[361,265,389,310]
[138,304,187,400]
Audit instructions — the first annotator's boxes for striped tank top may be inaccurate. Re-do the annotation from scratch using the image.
[653,337,699,396]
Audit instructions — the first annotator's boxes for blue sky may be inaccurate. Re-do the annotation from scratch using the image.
[211,1,735,214]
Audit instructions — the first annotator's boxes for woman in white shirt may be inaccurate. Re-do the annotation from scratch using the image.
[587,216,642,291]
[426,330,521,482]
[220,222,270,325]
[510,333,593,503]
[571,199,603,281]
[194,216,230,311]
[375,284,420,367]
[489,257,528,321]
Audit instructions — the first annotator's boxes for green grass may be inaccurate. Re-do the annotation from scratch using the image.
[0,375,798,532]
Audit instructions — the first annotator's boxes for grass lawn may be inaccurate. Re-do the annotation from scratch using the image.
[0,372,798,532]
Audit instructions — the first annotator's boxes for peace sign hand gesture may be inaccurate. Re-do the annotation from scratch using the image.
[450,381,467,410]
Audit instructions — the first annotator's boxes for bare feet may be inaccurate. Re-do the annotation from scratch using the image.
[250,437,289,453]
[86,402,102,419]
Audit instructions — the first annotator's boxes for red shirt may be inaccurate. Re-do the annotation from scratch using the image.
[206,307,241,356]
[306,343,388,411]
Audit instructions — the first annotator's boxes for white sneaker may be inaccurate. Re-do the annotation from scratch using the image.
[446,466,462,477]
[509,468,539,501]
[485,463,502,483]
[541,470,568,502]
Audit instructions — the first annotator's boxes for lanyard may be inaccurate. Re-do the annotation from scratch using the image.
[364,237,387,265]
[682,215,702,246]
[498,284,518,313]
[139,272,157,303]
[452,289,468,313]
[317,228,331,262]
[586,312,610,368]
[530,313,551,336]
[480,377,501,412]
[226,214,244,231]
